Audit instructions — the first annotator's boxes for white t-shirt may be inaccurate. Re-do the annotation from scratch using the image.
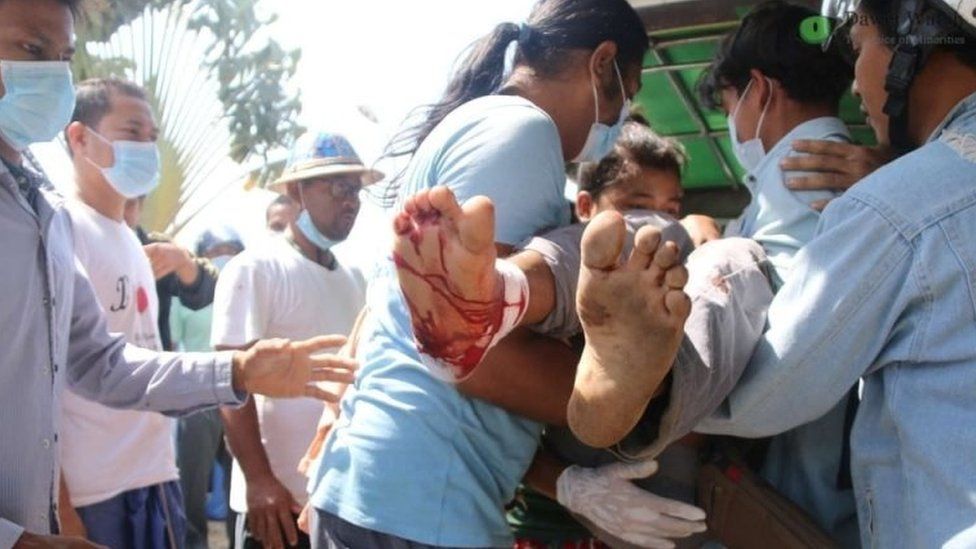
[61,200,178,507]
[210,236,366,512]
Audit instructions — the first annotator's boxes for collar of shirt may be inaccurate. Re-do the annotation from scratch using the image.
[743,116,852,192]
[926,90,976,143]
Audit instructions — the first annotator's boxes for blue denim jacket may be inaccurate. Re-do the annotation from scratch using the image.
[699,92,976,548]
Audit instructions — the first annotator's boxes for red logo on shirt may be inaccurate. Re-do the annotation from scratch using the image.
[136,286,149,314]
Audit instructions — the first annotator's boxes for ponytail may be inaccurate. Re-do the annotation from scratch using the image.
[382,23,520,162]
[376,0,648,204]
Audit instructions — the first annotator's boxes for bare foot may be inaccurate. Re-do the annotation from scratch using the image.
[569,211,691,448]
[392,186,527,381]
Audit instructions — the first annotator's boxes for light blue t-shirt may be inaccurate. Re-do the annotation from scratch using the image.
[310,95,570,547]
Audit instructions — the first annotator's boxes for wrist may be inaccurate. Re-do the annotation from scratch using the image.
[176,259,200,286]
[555,464,579,508]
[231,351,247,393]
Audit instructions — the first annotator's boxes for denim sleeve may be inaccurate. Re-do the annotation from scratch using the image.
[65,262,244,416]
[697,196,914,437]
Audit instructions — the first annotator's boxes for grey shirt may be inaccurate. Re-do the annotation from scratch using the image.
[0,160,242,548]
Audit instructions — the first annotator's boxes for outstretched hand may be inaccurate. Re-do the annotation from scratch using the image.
[232,335,357,401]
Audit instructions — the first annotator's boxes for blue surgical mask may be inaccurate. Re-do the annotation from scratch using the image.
[296,185,342,252]
[0,60,76,151]
[210,255,233,271]
[728,78,771,173]
[89,130,161,198]
[574,60,630,164]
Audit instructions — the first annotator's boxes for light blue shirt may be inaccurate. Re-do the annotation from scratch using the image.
[699,93,976,548]
[728,116,860,545]
[311,95,569,547]
[728,116,849,288]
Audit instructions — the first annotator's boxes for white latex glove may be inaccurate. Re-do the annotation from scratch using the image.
[556,459,707,548]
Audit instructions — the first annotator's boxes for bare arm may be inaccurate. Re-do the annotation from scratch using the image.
[218,342,300,549]
[57,473,86,539]
[521,448,568,500]
[458,328,578,425]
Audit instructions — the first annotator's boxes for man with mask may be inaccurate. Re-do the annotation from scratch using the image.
[171,225,244,549]
[211,132,372,549]
[568,0,976,545]
[56,76,198,548]
[0,2,358,547]
[691,3,863,543]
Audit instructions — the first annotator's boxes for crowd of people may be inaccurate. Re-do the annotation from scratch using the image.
[2,0,976,548]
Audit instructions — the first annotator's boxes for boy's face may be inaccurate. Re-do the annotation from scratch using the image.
[850,13,893,145]
[0,0,75,92]
[596,164,684,217]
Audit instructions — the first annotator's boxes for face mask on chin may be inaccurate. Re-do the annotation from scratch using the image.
[573,59,631,164]
[727,77,772,173]
[296,184,342,252]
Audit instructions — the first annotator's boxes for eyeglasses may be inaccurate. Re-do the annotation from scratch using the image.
[326,179,362,199]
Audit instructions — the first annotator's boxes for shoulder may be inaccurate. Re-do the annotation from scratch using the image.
[845,138,976,239]
[433,96,559,150]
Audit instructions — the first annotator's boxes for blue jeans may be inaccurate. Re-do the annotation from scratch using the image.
[76,480,186,549]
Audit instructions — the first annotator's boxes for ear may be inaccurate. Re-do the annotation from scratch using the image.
[65,122,88,157]
[589,41,619,81]
[748,69,774,105]
[285,182,302,205]
[575,191,595,221]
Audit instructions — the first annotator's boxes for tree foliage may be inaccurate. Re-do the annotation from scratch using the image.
[76,0,303,178]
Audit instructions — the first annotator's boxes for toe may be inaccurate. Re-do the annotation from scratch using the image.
[627,225,663,271]
[458,195,496,254]
[664,264,689,290]
[650,241,681,280]
[582,211,626,270]
[393,211,413,236]
[404,194,420,216]
[414,189,434,215]
[664,289,692,321]
[429,186,463,221]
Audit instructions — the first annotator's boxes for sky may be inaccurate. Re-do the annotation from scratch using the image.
[32,0,539,266]
[273,0,538,265]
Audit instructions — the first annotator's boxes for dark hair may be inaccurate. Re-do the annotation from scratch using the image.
[858,0,976,67]
[698,0,852,111]
[266,193,297,220]
[66,78,148,152]
[6,0,83,17]
[58,0,81,17]
[578,120,687,199]
[383,0,648,168]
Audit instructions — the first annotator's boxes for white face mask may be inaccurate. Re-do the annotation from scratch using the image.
[727,78,772,173]
[573,60,631,164]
